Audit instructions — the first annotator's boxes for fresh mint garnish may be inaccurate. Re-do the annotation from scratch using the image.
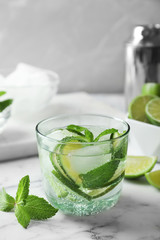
[79,160,120,189]
[0,188,15,212]
[94,128,118,142]
[66,124,94,142]
[0,175,58,228]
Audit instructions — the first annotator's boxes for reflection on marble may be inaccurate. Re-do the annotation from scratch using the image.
[0,157,160,240]
[0,0,160,93]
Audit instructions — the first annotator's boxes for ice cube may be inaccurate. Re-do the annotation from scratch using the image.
[5,63,51,86]
[68,143,112,174]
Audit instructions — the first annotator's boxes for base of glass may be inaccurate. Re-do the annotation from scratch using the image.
[46,190,121,216]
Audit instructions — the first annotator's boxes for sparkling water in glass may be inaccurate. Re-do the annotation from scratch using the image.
[36,114,130,216]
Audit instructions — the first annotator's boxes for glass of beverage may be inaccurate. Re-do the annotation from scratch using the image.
[36,114,130,216]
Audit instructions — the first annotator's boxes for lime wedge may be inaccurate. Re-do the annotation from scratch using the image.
[145,98,160,126]
[145,170,160,189]
[128,95,155,122]
[142,83,160,97]
[125,155,157,178]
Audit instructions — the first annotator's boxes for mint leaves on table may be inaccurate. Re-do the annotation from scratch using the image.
[0,175,58,228]
[16,175,30,204]
[24,195,58,220]
[15,204,30,229]
[0,188,15,211]
[0,91,13,112]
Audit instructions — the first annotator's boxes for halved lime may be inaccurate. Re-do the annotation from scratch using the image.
[128,95,155,122]
[145,98,160,126]
[142,83,160,97]
[145,170,160,189]
[125,155,157,178]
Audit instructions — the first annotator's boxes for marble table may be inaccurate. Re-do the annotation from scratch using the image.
[0,94,160,240]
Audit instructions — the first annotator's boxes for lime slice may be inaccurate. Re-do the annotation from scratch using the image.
[128,95,155,122]
[145,98,160,126]
[52,170,92,201]
[145,170,160,189]
[50,144,72,182]
[125,155,157,178]
[57,137,85,186]
[142,83,160,97]
[87,181,119,199]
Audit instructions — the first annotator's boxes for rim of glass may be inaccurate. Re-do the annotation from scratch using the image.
[35,114,130,145]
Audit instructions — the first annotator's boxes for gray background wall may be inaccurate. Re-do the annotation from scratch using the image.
[0,0,160,93]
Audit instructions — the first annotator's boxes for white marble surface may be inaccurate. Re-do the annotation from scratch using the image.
[0,157,160,240]
[0,94,160,240]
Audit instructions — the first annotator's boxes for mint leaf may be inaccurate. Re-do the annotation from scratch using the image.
[67,125,85,136]
[0,175,59,229]
[66,124,93,142]
[0,188,15,212]
[24,195,58,220]
[80,160,120,189]
[0,91,6,97]
[94,128,118,142]
[0,99,13,112]
[15,204,30,229]
[16,175,30,204]
[84,129,94,142]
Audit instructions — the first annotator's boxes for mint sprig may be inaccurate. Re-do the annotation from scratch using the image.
[66,124,94,142]
[94,128,118,142]
[0,175,58,228]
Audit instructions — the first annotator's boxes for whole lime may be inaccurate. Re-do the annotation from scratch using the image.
[142,83,160,97]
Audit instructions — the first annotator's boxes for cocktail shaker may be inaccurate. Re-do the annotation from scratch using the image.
[125,24,160,109]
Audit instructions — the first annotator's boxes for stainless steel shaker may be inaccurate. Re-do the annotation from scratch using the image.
[125,25,160,109]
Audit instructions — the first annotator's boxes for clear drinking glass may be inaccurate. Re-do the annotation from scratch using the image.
[36,114,130,216]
